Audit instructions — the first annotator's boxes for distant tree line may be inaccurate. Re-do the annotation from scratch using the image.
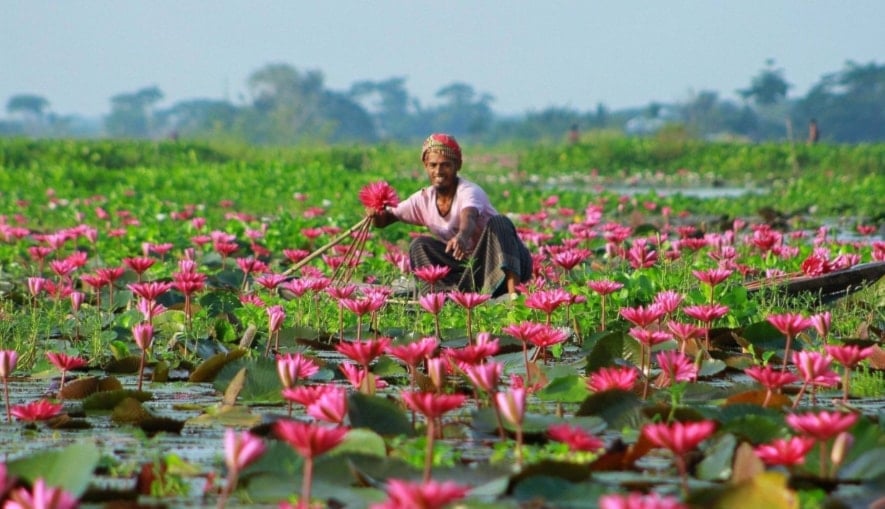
[2,60,883,144]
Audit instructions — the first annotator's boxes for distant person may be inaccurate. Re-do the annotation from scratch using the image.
[568,123,580,144]
[370,133,532,298]
[807,119,820,144]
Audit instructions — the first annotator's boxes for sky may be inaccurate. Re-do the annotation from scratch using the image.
[2,0,883,118]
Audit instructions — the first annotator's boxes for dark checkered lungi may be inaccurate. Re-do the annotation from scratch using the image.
[409,215,532,296]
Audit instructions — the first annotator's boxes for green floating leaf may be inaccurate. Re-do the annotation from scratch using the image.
[535,375,591,403]
[696,433,737,481]
[83,389,154,412]
[698,358,727,378]
[7,442,100,497]
[330,428,387,458]
[584,330,626,372]
[111,397,153,424]
[189,348,248,383]
[575,389,642,429]
[347,392,414,437]
[212,357,284,404]
[510,460,592,488]
[511,475,607,508]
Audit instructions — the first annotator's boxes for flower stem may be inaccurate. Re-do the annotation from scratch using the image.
[301,456,314,508]
[423,420,435,483]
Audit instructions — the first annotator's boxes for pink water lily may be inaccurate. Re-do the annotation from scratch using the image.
[786,410,858,441]
[754,436,815,467]
[767,312,812,369]
[642,420,716,490]
[371,478,469,509]
[587,366,639,393]
[547,423,604,452]
[11,399,63,422]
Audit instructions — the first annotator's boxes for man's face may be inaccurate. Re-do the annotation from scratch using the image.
[423,152,459,192]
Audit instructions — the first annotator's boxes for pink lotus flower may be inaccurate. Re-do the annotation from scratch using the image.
[792,351,839,387]
[136,298,167,322]
[69,291,85,312]
[282,385,329,407]
[274,419,347,459]
[547,423,604,452]
[413,265,451,287]
[767,312,812,370]
[587,279,623,296]
[326,283,358,301]
[338,296,382,316]
[642,420,716,455]
[682,304,729,323]
[448,290,491,309]
[598,492,687,509]
[626,240,658,269]
[495,386,526,428]
[444,337,500,366]
[283,248,310,264]
[620,304,664,328]
[274,420,348,507]
[654,350,698,387]
[276,352,319,389]
[628,327,672,347]
[587,366,638,392]
[339,363,388,391]
[462,361,503,394]
[386,337,438,387]
[128,281,173,301]
[5,478,77,509]
[666,321,705,352]
[11,399,63,422]
[27,276,47,297]
[46,352,87,392]
[336,338,391,367]
[693,267,733,287]
[810,311,832,342]
[132,322,154,392]
[266,304,286,333]
[124,257,156,277]
[417,292,448,338]
[525,288,572,317]
[359,181,400,212]
[785,410,858,441]
[305,386,349,425]
[1,349,18,381]
[754,436,815,467]
[371,478,469,509]
[132,322,154,351]
[401,391,467,420]
[402,390,467,482]
[653,290,683,316]
[767,312,812,338]
[826,343,876,402]
[552,248,591,272]
[744,364,797,406]
[745,364,798,390]
[825,344,875,369]
[224,429,266,471]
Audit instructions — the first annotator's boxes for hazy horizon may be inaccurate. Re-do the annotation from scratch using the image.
[3,0,883,117]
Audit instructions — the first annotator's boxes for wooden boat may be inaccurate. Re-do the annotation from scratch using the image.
[746,261,885,302]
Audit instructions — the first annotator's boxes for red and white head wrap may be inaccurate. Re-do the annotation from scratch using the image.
[421,133,462,164]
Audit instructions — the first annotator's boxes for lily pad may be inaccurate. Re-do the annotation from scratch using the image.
[347,392,413,437]
[575,390,643,429]
[535,375,591,403]
[7,442,100,497]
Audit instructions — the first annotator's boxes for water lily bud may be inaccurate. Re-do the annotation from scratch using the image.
[830,431,853,469]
